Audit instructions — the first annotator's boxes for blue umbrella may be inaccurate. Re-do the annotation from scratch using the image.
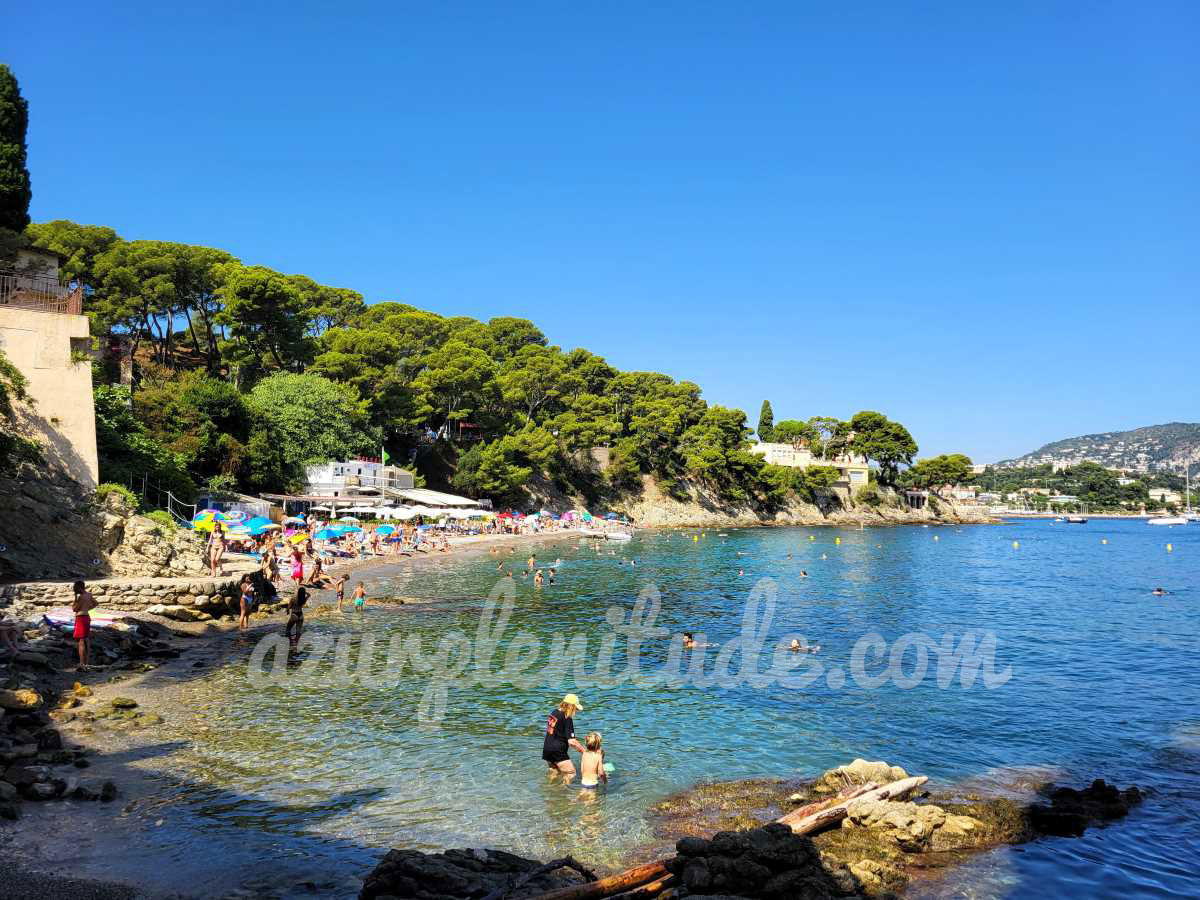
[375,525,396,535]
[314,528,341,540]
[338,526,364,534]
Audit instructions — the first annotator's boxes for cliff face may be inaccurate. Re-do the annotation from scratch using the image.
[0,462,207,583]
[621,476,995,529]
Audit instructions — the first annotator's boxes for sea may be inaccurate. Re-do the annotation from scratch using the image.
[47,519,1200,898]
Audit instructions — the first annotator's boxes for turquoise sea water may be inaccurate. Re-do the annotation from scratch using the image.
[124,521,1198,897]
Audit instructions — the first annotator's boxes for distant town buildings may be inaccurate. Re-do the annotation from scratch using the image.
[1148,488,1182,505]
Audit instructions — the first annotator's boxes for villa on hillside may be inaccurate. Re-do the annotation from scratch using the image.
[748,442,870,493]
[0,247,97,486]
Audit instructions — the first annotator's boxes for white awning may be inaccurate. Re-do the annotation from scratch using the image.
[397,488,477,507]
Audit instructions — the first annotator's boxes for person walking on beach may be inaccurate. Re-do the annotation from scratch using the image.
[208,523,226,576]
[335,574,348,610]
[290,547,304,585]
[71,581,96,671]
[542,693,586,781]
[238,574,256,630]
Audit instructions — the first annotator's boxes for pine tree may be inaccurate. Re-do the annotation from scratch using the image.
[0,65,32,233]
[757,399,775,442]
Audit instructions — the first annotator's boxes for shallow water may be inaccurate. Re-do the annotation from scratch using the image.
[117,522,1200,896]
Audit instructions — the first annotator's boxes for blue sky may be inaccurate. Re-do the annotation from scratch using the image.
[8,2,1198,461]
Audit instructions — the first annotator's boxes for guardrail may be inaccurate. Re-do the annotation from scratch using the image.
[124,473,197,526]
[0,272,84,315]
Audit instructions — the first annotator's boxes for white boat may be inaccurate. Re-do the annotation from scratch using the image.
[605,531,634,542]
[1147,464,1193,526]
[1148,516,1188,526]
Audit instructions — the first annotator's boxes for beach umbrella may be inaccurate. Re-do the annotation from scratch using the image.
[497,512,513,519]
[223,510,248,524]
[339,525,363,534]
[282,516,305,525]
[581,512,593,521]
[249,523,281,535]
[337,514,360,522]
[226,525,251,535]
[314,528,342,539]
[375,524,396,535]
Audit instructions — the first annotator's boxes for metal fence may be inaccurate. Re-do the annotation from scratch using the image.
[124,473,197,526]
[0,272,84,315]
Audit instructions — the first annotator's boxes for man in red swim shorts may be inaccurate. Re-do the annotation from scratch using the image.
[72,580,96,671]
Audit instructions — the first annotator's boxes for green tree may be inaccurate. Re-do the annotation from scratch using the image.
[0,65,31,235]
[848,410,917,483]
[216,264,312,379]
[246,372,380,475]
[757,400,775,442]
[772,419,818,448]
[410,339,497,432]
[135,371,251,481]
[486,316,547,359]
[93,385,195,498]
[498,344,570,424]
[25,220,122,294]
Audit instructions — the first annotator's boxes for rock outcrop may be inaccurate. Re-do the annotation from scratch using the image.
[0,462,207,582]
[622,476,995,529]
[360,848,590,899]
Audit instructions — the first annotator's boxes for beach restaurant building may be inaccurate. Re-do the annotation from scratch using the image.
[748,442,871,493]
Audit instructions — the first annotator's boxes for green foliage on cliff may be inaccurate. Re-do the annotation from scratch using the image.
[29,214,950,508]
[0,348,41,472]
[756,400,774,442]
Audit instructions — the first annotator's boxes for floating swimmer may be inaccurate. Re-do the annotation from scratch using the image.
[789,639,821,654]
[1152,587,1169,596]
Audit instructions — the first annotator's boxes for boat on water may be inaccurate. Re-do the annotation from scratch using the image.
[605,531,634,542]
[1066,516,1088,524]
[1148,515,1188,526]
[1147,464,1194,526]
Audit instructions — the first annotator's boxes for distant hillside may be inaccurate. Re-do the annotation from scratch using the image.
[998,423,1200,473]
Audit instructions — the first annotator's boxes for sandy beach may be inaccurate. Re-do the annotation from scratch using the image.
[0,527,584,899]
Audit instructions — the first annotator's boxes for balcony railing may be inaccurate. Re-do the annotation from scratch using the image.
[0,272,84,316]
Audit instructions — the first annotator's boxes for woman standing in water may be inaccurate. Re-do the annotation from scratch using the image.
[542,693,586,780]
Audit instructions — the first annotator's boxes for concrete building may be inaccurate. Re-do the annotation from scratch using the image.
[0,249,97,486]
[748,442,871,493]
[304,459,416,500]
[1148,488,1182,505]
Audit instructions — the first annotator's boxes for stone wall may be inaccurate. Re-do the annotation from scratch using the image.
[0,570,258,622]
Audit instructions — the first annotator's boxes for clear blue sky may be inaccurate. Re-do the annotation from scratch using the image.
[9,2,1198,461]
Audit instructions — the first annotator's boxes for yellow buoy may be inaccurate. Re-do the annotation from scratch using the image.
[693,535,699,542]
[1101,538,1108,545]
[1012,540,1020,549]
[809,535,815,541]
[835,537,841,545]
[1167,543,1173,552]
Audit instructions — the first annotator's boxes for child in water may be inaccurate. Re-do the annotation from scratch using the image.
[579,731,607,789]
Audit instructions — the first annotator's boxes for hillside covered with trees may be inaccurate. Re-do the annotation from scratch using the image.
[21,219,940,512]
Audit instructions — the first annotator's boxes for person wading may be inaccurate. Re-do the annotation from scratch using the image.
[542,693,586,781]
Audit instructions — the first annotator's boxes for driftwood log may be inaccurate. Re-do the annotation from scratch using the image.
[607,874,677,899]
[480,856,598,900]
[524,861,669,900]
[776,775,929,836]
[782,781,879,822]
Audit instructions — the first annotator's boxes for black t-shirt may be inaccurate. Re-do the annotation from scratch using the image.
[542,709,574,755]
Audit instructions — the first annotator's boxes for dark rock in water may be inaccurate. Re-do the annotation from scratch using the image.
[1029,779,1142,837]
[664,825,847,899]
[360,847,590,900]
[99,780,117,802]
[35,728,63,751]
[0,801,18,820]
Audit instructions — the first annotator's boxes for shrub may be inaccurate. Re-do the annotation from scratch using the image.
[855,484,883,507]
[95,482,138,509]
[145,509,177,531]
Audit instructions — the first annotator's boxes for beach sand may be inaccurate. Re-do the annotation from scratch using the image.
[0,527,584,899]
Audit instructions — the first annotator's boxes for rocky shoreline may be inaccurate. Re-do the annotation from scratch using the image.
[358,759,1144,900]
